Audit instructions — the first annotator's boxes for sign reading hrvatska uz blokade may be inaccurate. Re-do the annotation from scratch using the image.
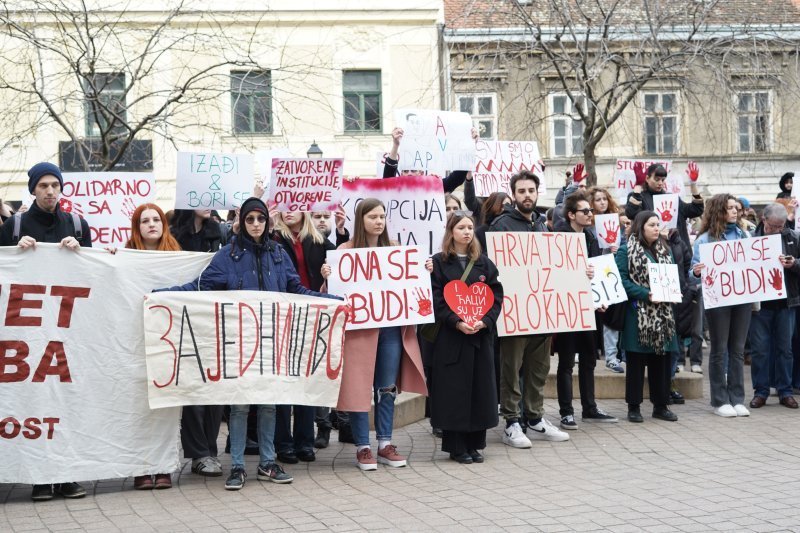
[486,232,596,336]
[0,245,211,484]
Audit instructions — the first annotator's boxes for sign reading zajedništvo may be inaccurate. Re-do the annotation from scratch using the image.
[473,140,547,197]
[394,109,475,176]
[325,246,435,331]
[175,151,254,209]
[269,158,344,212]
[486,231,596,336]
[700,234,786,309]
[143,291,348,409]
[588,254,627,309]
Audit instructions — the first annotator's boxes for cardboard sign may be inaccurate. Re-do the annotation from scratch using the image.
[648,263,682,303]
[60,172,155,246]
[143,291,348,408]
[699,234,786,309]
[394,109,475,175]
[269,158,343,212]
[337,176,446,255]
[486,231,596,336]
[653,193,680,229]
[175,151,254,209]
[326,246,435,330]
[443,280,494,324]
[613,159,672,203]
[588,254,627,308]
[0,245,212,484]
[594,214,621,249]
[473,140,546,197]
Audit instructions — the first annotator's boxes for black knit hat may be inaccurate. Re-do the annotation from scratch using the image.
[28,162,64,193]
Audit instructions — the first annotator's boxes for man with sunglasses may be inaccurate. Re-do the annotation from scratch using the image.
[553,192,618,430]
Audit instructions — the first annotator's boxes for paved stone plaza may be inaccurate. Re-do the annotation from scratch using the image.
[3,371,800,533]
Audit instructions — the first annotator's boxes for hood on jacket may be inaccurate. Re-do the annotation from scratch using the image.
[780,172,794,194]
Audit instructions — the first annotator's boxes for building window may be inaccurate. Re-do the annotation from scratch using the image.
[84,73,126,138]
[643,92,678,155]
[343,70,381,132]
[549,94,583,157]
[737,91,770,153]
[231,70,272,135]
[457,94,497,139]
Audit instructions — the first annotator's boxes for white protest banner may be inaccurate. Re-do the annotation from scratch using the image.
[700,234,786,309]
[648,263,682,303]
[653,193,680,229]
[60,172,155,247]
[175,151,254,209]
[255,148,292,200]
[269,158,343,212]
[613,159,672,203]
[338,176,446,255]
[486,232,596,336]
[588,254,627,308]
[326,246,434,330]
[0,245,212,484]
[473,140,546,197]
[394,109,475,175]
[594,213,621,249]
[143,291,347,409]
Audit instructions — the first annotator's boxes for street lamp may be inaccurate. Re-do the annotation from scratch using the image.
[306,140,323,158]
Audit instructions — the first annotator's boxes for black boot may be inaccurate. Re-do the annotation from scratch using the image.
[314,427,331,449]
[627,405,644,423]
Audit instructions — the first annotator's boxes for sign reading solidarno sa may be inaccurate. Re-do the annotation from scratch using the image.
[143,291,348,409]
[325,246,435,330]
[473,141,546,197]
[338,176,446,255]
[60,172,155,246]
[394,109,475,175]
[700,234,786,309]
[0,245,212,484]
[175,151,254,209]
[270,158,343,212]
[486,232,596,336]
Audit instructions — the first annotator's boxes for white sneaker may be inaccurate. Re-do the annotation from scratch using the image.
[691,364,703,374]
[528,418,570,442]
[714,404,737,417]
[502,422,532,448]
[733,404,750,417]
[676,364,684,373]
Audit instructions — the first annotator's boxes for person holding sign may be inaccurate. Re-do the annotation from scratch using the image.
[429,213,503,464]
[553,193,618,429]
[322,199,427,471]
[690,195,752,418]
[616,211,679,423]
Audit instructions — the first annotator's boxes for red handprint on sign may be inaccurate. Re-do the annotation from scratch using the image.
[657,202,674,222]
[602,220,618,245]
[59,198,84,216]
[121,197,137,219]
[632,162,647,186]
[769,268,783,293]
[414,288,433,316]
[703,268,717,290]
[686,161,700,182]
[572,163,586,183]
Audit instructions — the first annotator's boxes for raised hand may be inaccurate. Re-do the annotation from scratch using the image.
[602,220,618,244]
[686,161,700,182]
[657,202,674,222]
[334,205,346,231]
[633,162,647,187]
[573,163,586,183]
[391,127,403,148]
[769,268,783,291]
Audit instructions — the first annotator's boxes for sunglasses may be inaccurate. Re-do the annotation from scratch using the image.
[244,215,267,224]
[576,208,594,215]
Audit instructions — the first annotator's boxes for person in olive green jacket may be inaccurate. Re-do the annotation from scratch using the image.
[615,211,679,424]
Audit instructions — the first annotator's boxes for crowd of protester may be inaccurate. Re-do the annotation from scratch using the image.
[2,140,799,498]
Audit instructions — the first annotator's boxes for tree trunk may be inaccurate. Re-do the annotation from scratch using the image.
[584,142,598,187]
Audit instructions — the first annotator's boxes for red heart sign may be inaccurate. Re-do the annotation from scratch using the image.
[443,280,493,325]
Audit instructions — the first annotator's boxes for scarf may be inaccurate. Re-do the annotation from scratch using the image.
[627,237,676,354]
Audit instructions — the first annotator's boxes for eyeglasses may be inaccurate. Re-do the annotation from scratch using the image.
[244,215,267,224]
[576,208,594,215]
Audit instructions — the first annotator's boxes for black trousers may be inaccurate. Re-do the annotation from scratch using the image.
[442,430,486,455]
[625,351,671,409]
[181,405,223,459]
[554,331,598,416]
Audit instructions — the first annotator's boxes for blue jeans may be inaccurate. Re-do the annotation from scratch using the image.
[750,308,795,399]
[229,404,276,468]
[603,327,620,365]
[350,327,402,446]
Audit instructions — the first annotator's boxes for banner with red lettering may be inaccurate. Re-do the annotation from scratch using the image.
[143,291,347,409]
[473,140,547,197]
[325,246,435,330]
[60,172,155,247]
[486,232,596,336]
[699,234,786,309]
[269,158,343,212]
[0,245,212,484]
[613,159,683,203]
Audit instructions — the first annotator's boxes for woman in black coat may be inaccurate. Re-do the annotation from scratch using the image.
[430,212,503,464]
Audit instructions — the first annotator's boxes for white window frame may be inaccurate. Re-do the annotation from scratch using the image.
[548,93,584,158]
[735,90,772,154]
[456,93,497,140]
[641,91,680,156]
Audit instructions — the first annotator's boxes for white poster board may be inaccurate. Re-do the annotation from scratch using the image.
[653,193,680,230]
[175,151,254,209]
[394,109,475,175]
[647,263,682,303]
[594,213,621,249]
[588,254,627,308]
[613,159,674,203]
[269,158,343,212]
[473,140,546,197]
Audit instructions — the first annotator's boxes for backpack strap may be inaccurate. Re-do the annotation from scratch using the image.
[12,212,22,244]
[71,213,82,240]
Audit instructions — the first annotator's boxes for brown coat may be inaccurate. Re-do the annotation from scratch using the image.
[332,241,428,412]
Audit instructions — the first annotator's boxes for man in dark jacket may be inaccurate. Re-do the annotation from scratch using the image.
[749,203,800,410]
[0,162,91,501]
[486,170,569,447]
